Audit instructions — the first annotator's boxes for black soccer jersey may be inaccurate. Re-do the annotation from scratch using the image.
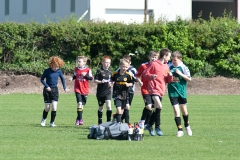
[111,70,134,100]
[94,68,112,97]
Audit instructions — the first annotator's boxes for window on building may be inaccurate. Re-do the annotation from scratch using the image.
[5,0,9,15]
[23,0,27,14]
[51,0,56,13]
[70,0,75,12]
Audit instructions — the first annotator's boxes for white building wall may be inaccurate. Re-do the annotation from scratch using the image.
[89,0,192,23]
[159,0,192,21]
[0,0,89,23]
[1,0,239,24]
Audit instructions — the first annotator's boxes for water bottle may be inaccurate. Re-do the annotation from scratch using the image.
[128,127,133,141]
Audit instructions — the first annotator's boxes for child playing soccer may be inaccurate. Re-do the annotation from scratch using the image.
[168,51,193,137]
[40,56,67,127]
[142,48,173,136]
[94,55,112,125]
[136,50,159,129]
[70,56,93,125]
[111,58,134,123]
[119,55,138,123]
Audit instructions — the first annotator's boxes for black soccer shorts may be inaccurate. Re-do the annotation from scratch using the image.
[43,87,59,103]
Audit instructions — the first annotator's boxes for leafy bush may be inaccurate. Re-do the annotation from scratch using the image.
[0,14,240,77]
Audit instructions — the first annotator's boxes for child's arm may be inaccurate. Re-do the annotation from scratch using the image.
[82,70,93,80]
[40,70,49,88]
[125,82,133,87]
[166,70,173,83]
[59,70,67,91]
[136,77,143,86]
[176,69,191,81]
[125,74,134,87]
[83,74,93,80]
[142,65,156,80]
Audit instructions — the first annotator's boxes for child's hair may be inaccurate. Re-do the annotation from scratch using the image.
[76,56,88,67]
[119,58,130,66]
[149,50,159,57]
[77,56,88,62]
[159,48,172,59]
[48,56,65,68]
[102,55,111,62]
[122,55,131,62]
[172,51,182,60]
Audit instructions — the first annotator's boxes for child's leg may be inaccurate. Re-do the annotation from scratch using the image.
[180,104,189,127]
[140,95,152,123]
[116,107,122,123]
[75,93,87,124]
[179,98,190,128]
[77,102,83,120]
[105,100,112,122]
[180,103,192,136]
[115,99,123,123]
[124,104,130,123]
[42,87,51,120]
[173,104,183,131]
[98,105,103,124]
[50,101,58,123]
[42,103,51,119]
[152,96,162,129]
[97,97,104,124]
[145,106,153,125]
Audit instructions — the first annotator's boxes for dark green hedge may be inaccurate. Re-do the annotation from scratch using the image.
[1,14,240,77]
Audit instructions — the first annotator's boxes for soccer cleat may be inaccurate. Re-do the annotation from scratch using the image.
[147,126,155,136]
[40,119,46,126]
[79,119,83,125]
[155,128,163,136]
[186,126,192,136]
[75,119,80,126]
[50,122,56,127]
[139,121,145,129]
[176,130,184,137]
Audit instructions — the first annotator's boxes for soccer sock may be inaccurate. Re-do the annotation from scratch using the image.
[183,115,189,127]
[42,109,48,119]
[155,108,161,129]
[145,109,152,124]
[124,109,129,123]
[121,111,126,122]
[116,114,121,123]
[149,111,155,126]
[175,117,183,131]
[98,110,103,124]
[140,107,149,121]
[50,111,56,123]
[106,110,112,122]
[77,111,83,120]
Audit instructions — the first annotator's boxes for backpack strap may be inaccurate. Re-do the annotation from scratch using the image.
[103,126,112,139]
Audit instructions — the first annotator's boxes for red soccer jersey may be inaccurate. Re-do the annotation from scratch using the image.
[142,60,173,97]
[74,67,92,95]
[136,62,150,95]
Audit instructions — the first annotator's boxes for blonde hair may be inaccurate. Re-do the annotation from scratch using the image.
[122,55,131,62]
[48,56,65,68]
[77,56,88,62]
[149,50,159,58]
[119,58,130,66]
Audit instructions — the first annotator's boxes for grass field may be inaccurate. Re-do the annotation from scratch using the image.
[0,94,239,160]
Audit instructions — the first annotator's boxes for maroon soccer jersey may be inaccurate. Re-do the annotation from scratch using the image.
[74,67,93,94]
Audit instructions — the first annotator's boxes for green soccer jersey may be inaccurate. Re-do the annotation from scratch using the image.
[168,62,191,98]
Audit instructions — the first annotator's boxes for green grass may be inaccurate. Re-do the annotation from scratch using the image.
[0,94,239,160]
